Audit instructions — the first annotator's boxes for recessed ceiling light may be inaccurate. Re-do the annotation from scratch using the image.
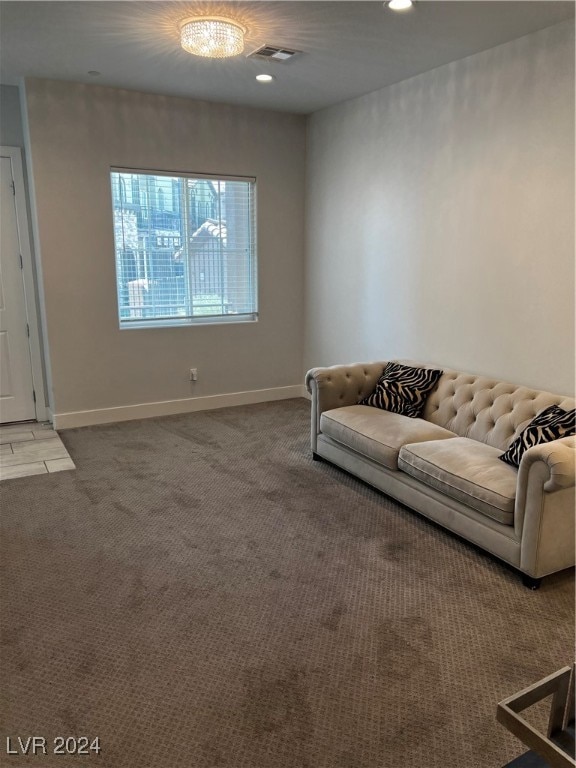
[387,0,413,10]
[256,74,275,83]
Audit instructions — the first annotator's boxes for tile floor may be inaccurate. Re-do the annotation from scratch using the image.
[0,422,75,481]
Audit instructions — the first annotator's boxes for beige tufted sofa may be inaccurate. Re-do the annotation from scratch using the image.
[305,361,575,587]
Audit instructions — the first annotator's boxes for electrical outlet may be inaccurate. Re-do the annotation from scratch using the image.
[189,368,198,382]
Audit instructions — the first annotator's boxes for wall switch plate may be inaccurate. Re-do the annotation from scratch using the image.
[189,368,198,381]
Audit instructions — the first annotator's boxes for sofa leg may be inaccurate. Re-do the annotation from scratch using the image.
[522,574,542,590]
[312,452,323,462]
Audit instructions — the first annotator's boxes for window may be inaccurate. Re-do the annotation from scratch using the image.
[110,168,257,328]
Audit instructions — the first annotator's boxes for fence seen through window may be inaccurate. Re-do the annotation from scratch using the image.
[110,169,257,327]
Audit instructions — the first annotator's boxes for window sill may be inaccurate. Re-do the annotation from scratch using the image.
[119,314,258,330]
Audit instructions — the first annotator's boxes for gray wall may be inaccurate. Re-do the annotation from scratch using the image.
[0,84,25,146]
[305,21,575,395]
[24,79,306,415]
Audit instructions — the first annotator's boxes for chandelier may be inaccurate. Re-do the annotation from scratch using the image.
[179,16,246,58]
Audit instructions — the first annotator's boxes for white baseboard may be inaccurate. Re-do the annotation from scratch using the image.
[53,385,307,429]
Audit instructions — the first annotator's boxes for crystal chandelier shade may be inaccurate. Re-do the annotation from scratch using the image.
[179,17,246,59]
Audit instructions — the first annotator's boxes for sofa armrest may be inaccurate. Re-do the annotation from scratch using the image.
[518,435,575,493]
[305,362,385,451]
[515,436,575,577]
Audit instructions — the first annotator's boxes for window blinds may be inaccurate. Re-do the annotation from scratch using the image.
[110,169,257,328]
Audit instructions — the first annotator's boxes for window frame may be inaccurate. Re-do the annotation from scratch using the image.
[110,166,258,330]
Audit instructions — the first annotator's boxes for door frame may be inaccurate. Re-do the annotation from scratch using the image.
[1,145,47,422]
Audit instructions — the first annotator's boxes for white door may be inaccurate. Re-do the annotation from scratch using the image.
[0,154,36,423]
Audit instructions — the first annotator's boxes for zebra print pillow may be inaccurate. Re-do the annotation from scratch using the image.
[360,362,443,418]
[499,405,576,468]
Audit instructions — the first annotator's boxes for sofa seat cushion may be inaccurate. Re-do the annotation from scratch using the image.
[399,437,517,525]
[320,405,458,470]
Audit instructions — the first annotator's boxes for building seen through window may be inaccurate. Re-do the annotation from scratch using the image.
[110,170,256,327]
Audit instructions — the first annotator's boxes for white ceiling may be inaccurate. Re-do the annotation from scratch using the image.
[1,1,574,114]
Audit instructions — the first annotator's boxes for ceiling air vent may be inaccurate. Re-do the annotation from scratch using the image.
[247,45,301,62]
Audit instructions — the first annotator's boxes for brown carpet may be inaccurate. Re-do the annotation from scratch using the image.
[1,398,574,768]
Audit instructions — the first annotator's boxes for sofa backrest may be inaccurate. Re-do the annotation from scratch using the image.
[421,368,575,451]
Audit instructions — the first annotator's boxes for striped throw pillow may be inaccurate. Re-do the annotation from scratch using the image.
[499,405,576,468]
[360,362,443,419]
